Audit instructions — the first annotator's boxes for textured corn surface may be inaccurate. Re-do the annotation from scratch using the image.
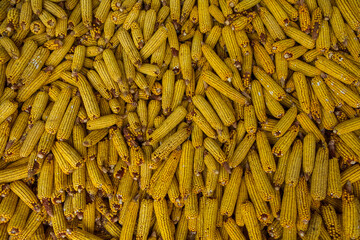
[0,0,359,239]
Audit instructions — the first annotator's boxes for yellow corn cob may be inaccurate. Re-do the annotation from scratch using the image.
[198,0,212,33]
[140,26,168,60]
[149,106,187,145]
[311,76,335,112]
[178,43,192,83]
[284,139,303,186]
[267,219,283,239]
[46,35,75,67]
[256,130,276,172]
[71,45,86,75]
[316,20,330,52]
[234,178,248,226]
[66,228,103,240]
[277,0,298,20]
[329,7,347,46]
[190,30,203,63]
[51,202,67,238]
[55,141,83,169]
[334,117,360,135]
[328,52,360,79]
[258,7,285,42]
[233,0,260,12]
[311,146,329,201]
[220,166,242,216]
[223,217,246,240]
[18,120,44,158]
[288,59,322,77]
[120,195,139,239]
[149,149,182,199]
[203,137,227,165]
[262,0,289,27]
[201,70,248,104]
[184,191,198,220]
[0,100,17,125]
[175,211,188,239]
[229,133,255,168]
[7,112,28,148]
[253,41,275,74]
[8,40,37,84]
[295,176,311,227]
[342,185,360,239]
[205,163,219,196]
[10,180,41,212]
[7,199,30,236]
[293,72,311,114]
[249,81,266,122]
[302,133,316,179]
[117,27,142,67]
[137,199,154,239]
[36,154,53,205]
[303,49,322,62]
[272,150,289,188]
[272,106,297,137]
[296,112,324,142]
[260,118,278,132]
[19,210,47,240]
[153,198,174,240]
[171,80,186,112]
[192,94,226,135]
[19,47,49,86]
[322,108,338,130]
[243,104,257,134]
[272,39,295,53]
[201,44,233,81]
[178,140,194,198]
[248,149,275,200]
[240,201,262,239]
[339,132,360,161]
[274,54,287,88]
[86,158,108,192]
[245,170,273,225]
[80,0,92,27]
[0,37,20,59]
[284,46,308,61]
[303,212,322,239]
[86,115,122,131]
[222,26,242,68]
[336,0,360,33]
[272,125,299,157]
[193,146,205,176]
[280,184,297,228]
[57,96,81,140]
[45,87,72,134]
[19,0,32,30]
[208,5,225,24]
[0,191,18,224]
[283,26,315,49]
[263,91,284,119]
[77,75,101,120]
[230,12,256,31]
[315,56,358,85]
[253,66,286,101]
[310,7,322,40]
[321,204,342,239]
